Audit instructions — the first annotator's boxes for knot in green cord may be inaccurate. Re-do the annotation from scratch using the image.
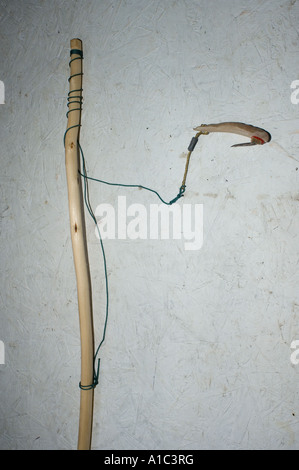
[79,358,100,391]
[169,185,186,205]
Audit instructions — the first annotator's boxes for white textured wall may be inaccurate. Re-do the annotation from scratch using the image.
[1,0,299,450]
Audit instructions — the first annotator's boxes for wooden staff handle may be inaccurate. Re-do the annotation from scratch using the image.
[194,122,271,147]
[64,38,95,450]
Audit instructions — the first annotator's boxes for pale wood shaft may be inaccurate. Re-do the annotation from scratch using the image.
[64,38,94,451]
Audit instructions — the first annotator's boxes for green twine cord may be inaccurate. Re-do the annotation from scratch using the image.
[77,169,185,205]
[64,51,188,392]
[78,140,109,391]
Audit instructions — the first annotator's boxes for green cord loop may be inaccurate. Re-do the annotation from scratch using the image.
[79,359,100,390]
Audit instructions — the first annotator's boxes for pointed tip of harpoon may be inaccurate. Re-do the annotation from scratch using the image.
[231,142,258,147]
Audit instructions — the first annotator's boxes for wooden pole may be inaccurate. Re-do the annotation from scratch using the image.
[64,38,95,450]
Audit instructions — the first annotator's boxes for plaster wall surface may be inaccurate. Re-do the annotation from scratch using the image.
[0,0,299,450]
